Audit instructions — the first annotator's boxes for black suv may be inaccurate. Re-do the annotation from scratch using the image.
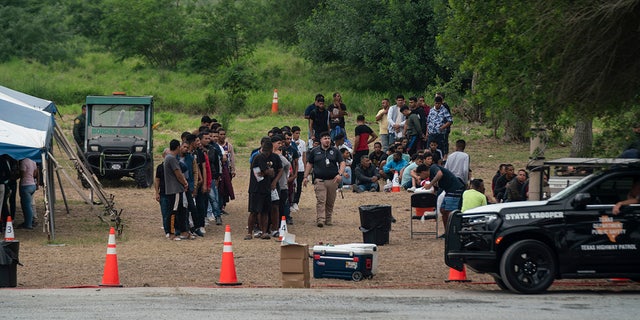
[445,159,640,293]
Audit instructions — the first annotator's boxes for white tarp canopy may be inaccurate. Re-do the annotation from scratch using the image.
[0,85,58,239]
[0,85,57,162]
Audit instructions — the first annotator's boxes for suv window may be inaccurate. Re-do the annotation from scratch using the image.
[585,174,636,205]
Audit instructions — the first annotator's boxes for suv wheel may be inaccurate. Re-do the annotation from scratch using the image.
[499,240,556,294]
[492,275,509,291]
[134,163,153,188]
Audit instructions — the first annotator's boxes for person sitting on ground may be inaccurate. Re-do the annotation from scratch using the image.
[491,163,507,196]
[354,155,380,192]
[400,154,424,192]
[340,148,353,188]
[333,133,352,154]
[505,169,528,202]
[369,142,386,172]
[382,151,409,181]
[494,164,515,202]
[461,179,488,212]
[385,144,410,166]
[427,140,443,165]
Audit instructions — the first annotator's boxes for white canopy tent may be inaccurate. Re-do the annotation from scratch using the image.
[0,85,58,238]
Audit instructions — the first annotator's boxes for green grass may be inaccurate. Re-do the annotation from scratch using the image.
[0,42,394,118]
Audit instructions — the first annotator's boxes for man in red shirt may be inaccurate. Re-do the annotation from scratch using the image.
[352,115,378,170]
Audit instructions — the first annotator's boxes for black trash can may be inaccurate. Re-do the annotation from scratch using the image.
[358,205,392,245]
[0,241,20,287]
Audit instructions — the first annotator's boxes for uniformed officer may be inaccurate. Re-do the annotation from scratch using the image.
[303,131,346,227]
[73,104,87,151]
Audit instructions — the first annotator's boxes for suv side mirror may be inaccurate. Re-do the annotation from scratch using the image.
[571,193,591,210]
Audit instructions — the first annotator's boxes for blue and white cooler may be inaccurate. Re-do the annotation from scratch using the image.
[312,243,378,281]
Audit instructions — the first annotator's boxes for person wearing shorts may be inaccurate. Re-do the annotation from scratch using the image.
[424,163,465,237]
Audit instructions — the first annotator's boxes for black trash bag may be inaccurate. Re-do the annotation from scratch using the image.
[0,241,21,288]
[0,241,20,266]
[358,205,392,245]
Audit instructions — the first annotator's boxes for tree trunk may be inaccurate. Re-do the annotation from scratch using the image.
[570,116,593,157]
[502,107,528,142]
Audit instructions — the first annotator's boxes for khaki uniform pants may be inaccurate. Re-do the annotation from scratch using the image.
[313,178,338,224]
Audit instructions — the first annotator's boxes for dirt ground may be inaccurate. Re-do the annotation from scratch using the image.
[13,170,482,289]
[7,165,639,293]
[5,121,639,292]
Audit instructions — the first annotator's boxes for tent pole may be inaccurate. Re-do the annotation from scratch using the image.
[55,167,70,215]
[41,152,53,240]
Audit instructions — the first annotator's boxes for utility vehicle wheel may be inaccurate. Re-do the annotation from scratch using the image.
[134,163,153,188]
[78,171,91,189]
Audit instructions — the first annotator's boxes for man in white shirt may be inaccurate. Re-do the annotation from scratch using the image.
[291,126,307,212]
[444,139,470,187]
[387,94,406,145]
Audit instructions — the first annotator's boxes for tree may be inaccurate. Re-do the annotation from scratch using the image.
[438,0,640,150]
[537,0,640,156]
[101,0,189,69]
[438,0,542,141]
[184,0,262,71]
[297,0,445,91]
[64,0,106,40]
[0,0,78,63]
[259,0,320,45]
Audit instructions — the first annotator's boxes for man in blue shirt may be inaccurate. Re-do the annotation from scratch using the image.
[382,151,409,181]
[427,96,453,156]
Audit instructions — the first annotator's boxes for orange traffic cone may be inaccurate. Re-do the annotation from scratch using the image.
[271,89,279,113]
[445,266,471,282]
[391,171,401,193]
[100,227,122,287]
[4,216,15,241]
[276,216,288,242]
[216,225,242,286]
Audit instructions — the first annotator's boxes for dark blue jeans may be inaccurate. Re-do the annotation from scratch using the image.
[19,184,36,228]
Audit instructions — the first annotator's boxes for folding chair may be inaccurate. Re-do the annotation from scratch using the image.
[410,192,438,239]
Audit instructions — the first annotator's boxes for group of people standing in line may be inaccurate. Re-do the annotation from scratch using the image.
[155,116,236,240]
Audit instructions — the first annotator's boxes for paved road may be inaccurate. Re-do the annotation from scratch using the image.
[1,287,639,319]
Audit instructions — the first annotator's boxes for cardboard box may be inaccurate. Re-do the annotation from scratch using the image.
[282,272,308,282]
[282,280,310,288]
[281,258,309,273]
[281,244,310,288]
[281,243,309,259]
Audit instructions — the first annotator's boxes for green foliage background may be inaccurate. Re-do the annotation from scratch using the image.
[0,0,638,157]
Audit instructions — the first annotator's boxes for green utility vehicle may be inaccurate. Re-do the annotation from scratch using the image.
[83,94,154,188]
